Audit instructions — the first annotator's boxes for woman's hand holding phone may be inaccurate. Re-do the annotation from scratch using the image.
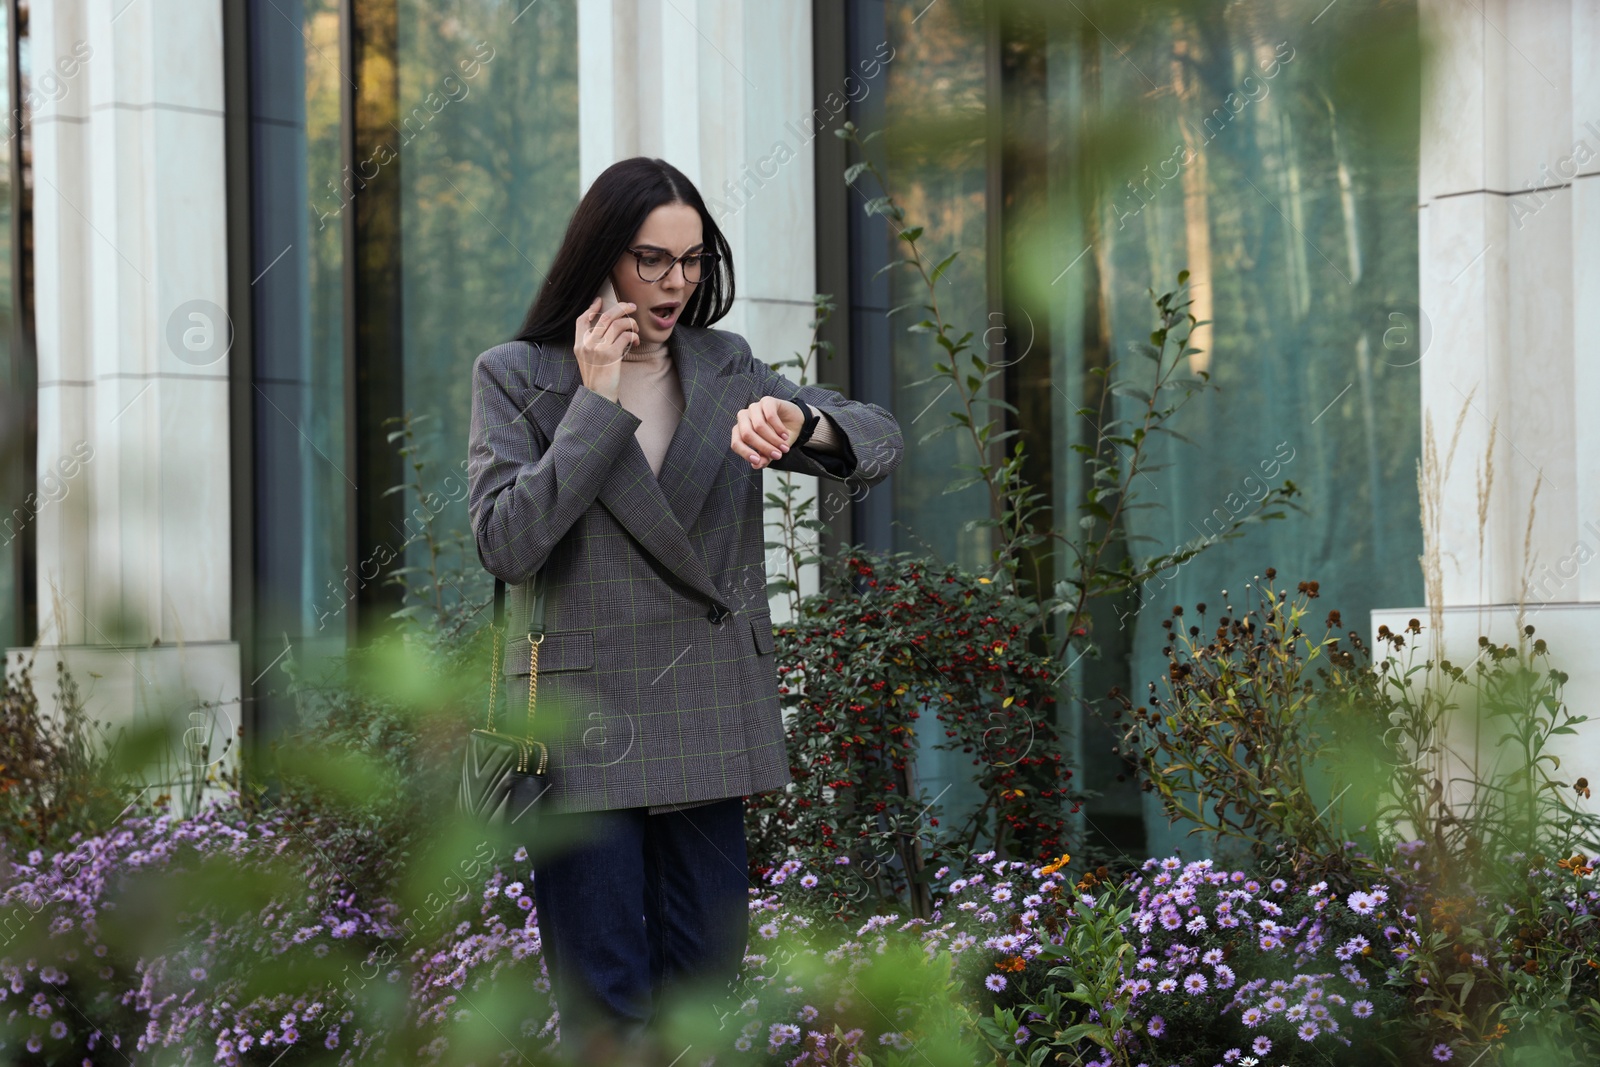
[573,281,637,402]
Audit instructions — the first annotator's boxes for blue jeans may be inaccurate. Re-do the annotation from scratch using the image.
[530,797,749,1057]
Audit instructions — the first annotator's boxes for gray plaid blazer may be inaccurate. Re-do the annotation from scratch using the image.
[467,324,903,814]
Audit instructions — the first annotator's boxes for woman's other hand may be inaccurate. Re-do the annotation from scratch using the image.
[573,297,638,401]
[731,396,804,469]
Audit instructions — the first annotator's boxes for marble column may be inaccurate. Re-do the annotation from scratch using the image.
[1375,0,1600,759]
[6,0,239,799]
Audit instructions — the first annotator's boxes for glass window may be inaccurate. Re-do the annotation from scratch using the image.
[865,0,997,825]
[248,0,349,696]
[396,0,579,617]
[880,0,992,572]
[847,0,1421,856]
[1049,4,1422,856]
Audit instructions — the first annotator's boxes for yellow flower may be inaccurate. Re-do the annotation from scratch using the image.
[977,577,991,584]
[1040,853,1071,876]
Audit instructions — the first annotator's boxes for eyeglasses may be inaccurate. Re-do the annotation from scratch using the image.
[626,246,720,284]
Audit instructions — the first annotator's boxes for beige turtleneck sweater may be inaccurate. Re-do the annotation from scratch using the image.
[616,338,842,816]
[616,338,841,476]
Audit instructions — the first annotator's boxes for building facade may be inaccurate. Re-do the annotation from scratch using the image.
[1,0,1590,853]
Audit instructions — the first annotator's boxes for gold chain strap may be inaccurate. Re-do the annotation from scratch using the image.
[484,620,503,731]
[517,633,545,772]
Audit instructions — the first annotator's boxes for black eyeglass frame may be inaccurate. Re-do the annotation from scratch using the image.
[625,246,720,284]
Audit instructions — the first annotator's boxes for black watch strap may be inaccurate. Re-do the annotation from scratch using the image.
[794,398,821,446]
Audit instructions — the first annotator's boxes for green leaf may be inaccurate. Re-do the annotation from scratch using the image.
[930,251,961,286]
[1108,381,1152,404]
[843,161,870,184]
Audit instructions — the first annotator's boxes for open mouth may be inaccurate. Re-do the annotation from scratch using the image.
[650,303,680,328]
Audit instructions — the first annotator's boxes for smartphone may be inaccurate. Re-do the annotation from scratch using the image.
[596,279,633,353]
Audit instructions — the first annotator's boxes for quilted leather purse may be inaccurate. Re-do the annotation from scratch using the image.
[458,574,552,826]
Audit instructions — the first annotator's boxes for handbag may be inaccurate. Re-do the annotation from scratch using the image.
[458,572,552,826]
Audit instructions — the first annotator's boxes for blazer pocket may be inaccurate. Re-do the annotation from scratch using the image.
[502,629,595,674]
[749,611,775,656]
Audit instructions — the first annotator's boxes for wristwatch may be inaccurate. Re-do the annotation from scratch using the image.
[793,398,821,447]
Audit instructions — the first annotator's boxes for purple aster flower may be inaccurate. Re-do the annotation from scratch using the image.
[1270,878,1287,892]
[1265,996,1287,1013]
[1147,1015,1165,1038]
[1184,973,1208,994]
[800,873,818,888]
[1432,1044,1453,1061]
[1241,1007,1264,1027]
[1352,1000,1374,1018]
[1253,1036,1272,1055]
[1298,1021,1319,1041]
[986,974,1007,992]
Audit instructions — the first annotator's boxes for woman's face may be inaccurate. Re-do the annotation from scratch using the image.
[610,201,704,347]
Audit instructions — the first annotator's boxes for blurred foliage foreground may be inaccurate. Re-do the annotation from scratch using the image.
[2,549,1599,1066]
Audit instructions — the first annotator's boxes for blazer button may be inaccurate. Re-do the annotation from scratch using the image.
[707,605,731,625]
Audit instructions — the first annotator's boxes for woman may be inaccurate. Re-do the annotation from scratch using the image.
[466,157,903,1059]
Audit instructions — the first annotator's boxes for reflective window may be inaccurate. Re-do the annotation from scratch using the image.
[854,0,1422,855]
[396,0,580,616]
[248,0,350,701]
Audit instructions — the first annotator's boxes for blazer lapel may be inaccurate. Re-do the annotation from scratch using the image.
[655,327,757,534]
[520,339,727,609]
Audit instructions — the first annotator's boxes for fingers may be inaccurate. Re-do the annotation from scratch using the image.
[573,301,638,363]
[593,301,637,332]
[731,400,791,468]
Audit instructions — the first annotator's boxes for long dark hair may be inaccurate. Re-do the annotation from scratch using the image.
[513,157,736,345]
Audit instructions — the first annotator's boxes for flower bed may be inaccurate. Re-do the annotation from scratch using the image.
[5,794,1600,1065]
